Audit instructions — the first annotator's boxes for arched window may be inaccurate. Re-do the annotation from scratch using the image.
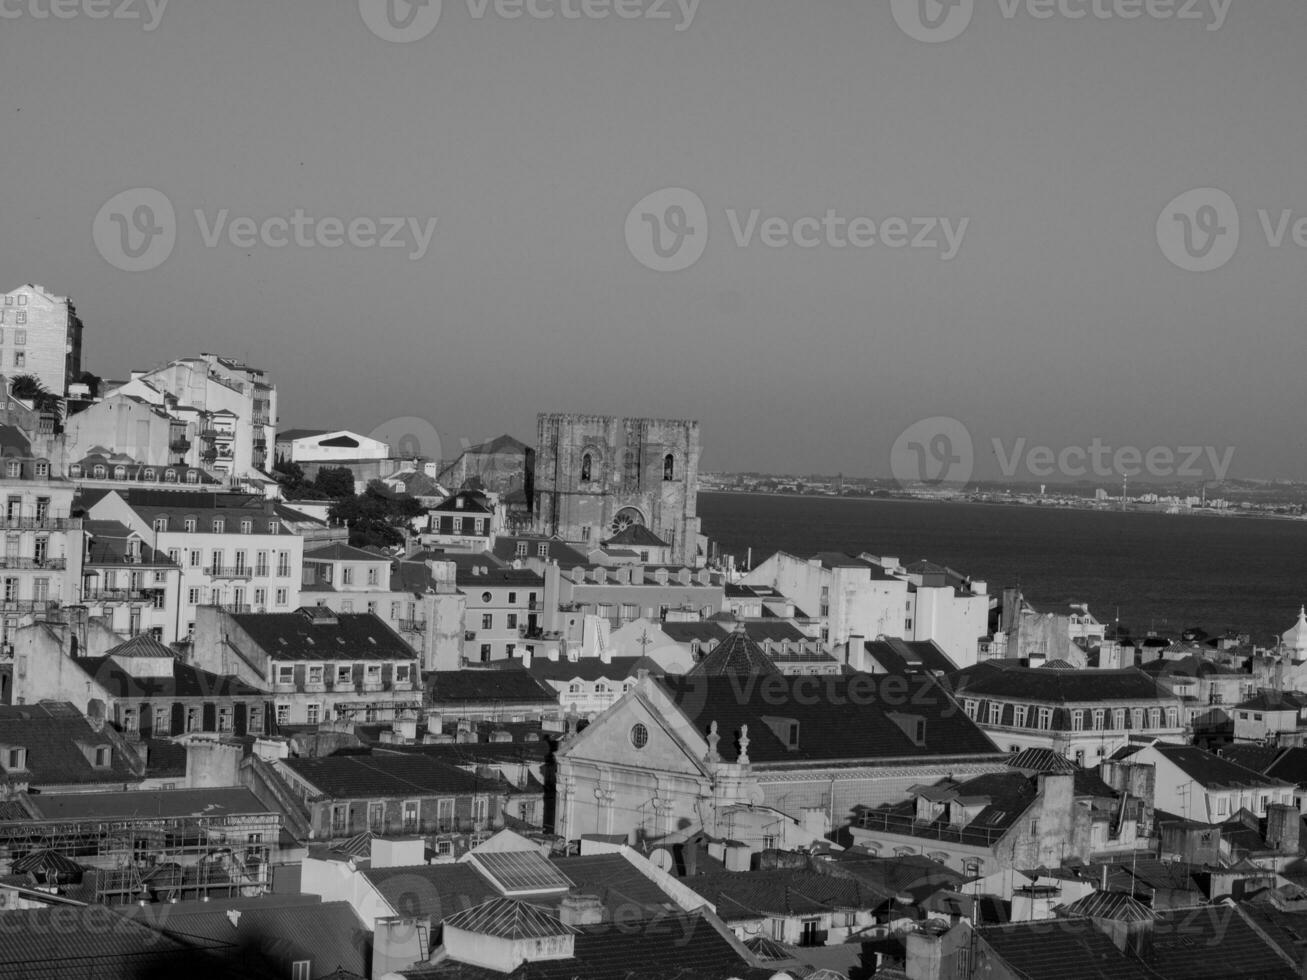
[185,470,199,484]
[92,465,107,479]
[113,466,126,480]
[580,454,592,482]
[623,450,638,486]
[663,454,675,481]
[69,464,82,478]
[164,468,178,482]
[143,468,156,481]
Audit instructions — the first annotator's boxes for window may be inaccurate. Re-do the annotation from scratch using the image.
[1013,705,1028,728]
[2,747,27,771]
[1216,795,1229,816]
[581,453,592,482]
[367,566,378,586]
[212,519,224,533]
[368,802,385,831]
[276,704,290,726]
[663,454,675,481]
[538,543,549,557]
[964,699,977,719]
[34,461,47,479]
[1071,710,1084,731]
[308,665,324,685]
[1092,709,1105,730]
[187,588,200,606]
[396,664,411,684]
[342,566,354,586]
[481,591,492,604]
[218,707,233,732]
[5,462,18,479]
[12,351,23,368]
[988,702,1002,725]
[472,797,488,825]
[482,613,493,630]
[402,800,419,832]
[184,518,197,533]
[337,665,353,684]
[1166,707,1179,728]
[152,517,168,535]
[507,613,518,630]
[516,542,528,557]
[1113,709,1126,730]
[277,551,291,576]
[240,520,252,534]
[189,549,202,567]
[275,588,288,607]
[480,644,491,661]
[630,723,649,748]
[306,703,321,725]
[154,706,170,734]
[330,804,349,835]
[276,665,294,684]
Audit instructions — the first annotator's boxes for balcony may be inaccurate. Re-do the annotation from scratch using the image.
[170,438,192,453]
[0,599,60,614]
[83,588,159,603]
[207,565,253,579]
[398,619,427,633]
[854,810,1009,847]
[0,557,66,570]
[200,428,235,441]
[0,516,79,531]
[518,626,544,640]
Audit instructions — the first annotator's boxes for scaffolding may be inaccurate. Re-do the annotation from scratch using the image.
[0,811,277,905]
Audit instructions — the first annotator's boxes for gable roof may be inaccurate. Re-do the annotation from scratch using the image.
[863,638,959,676]
[976,919,1156,980]
[229,610,416,662]
[427,670,558,704]
[654,674,1001,765]
[74,657,262,699]
[1149,743,1293,790]
[283,754,506,799]
[956,666,1168,703]
[0,702,141,788]
[304,543,390,562]
[444,898,574,940]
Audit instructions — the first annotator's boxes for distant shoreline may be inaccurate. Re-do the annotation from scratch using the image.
[697,488,1306,522]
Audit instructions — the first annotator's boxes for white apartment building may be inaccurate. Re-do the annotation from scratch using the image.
[108,353,277,478]
[0,437,83,648]
[82,489,310,638]
[0,283,84,396]
[80,520,183,643]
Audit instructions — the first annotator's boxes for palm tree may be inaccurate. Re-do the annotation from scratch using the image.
[8,374,64,420]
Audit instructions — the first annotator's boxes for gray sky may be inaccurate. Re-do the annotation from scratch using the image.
[3,0,1304,480]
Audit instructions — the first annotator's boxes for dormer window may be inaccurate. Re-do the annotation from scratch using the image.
[164,468,178,483]
[69,464,82,478]
[241,520,253,534]
[186,470,199,484]
[143,468,156,481]
[93,465,107,479]
[516,542,528,558]
[113,466,126,480]
[184,518,197,533]
[1,746,27,772]
[153,517,168,534]
[212,519,225,533]
[34,461,48,478]
[6,461,19,478]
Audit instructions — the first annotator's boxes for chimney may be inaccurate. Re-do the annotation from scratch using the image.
[558,892,605,927]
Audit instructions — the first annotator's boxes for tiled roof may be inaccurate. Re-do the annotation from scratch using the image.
[305,543,390,562]
[1235,691,1307,712]
[525,657,660,683]
[683,869,887,918]
[432,491,494,515]
[125,896,370,980]
[976,919,1156,980]
[602,524,668,548]
[0,904,232,980]
[230,609,416,662]
[364,862,502,919]
[283,753,506,799]
[1143,906,1299,979]
[687,625,781,677]
[444,898,575,939]
[1151,743,1294,790]
[956,666,1168,703]
[655,674,1001,764]
[83,521,176,566]
[427,670,558,704]
[0,702,141,788]
[1266,747,1307,785]
[492,538,589,565]
[74,657,262,698]
[1220,744,1285,774]
[863,638,959,676]
[23,787,273,821]
[102,634,176,659]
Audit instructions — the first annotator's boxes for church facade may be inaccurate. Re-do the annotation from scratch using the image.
[532,414,702,566]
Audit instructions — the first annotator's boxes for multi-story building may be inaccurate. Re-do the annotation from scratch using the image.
[739,551,989,667]
[108,353,277,477]
[544,560,723,639]
[81,488,311,637]
[451,555,547,664]
[189,605,422,727]
[0,433,82,650]
[437,433,534,497]
[422,489,498,551]
[62,392,199,472]
[533,414,702,566]
[951,664,1186,768]
[80,520,182,642]
[0,283,84,396]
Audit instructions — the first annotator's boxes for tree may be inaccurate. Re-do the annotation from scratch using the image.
[9,374,64,420]
[313,466,357,498]
[328,482,424,548]
[273,457,307,493]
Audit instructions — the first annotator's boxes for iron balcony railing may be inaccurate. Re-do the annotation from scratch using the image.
[398,619,427,633]
[0,557,65,570]
[83,588,161,603]
[855,810,1009,847]
[0,599,61,614]
[0,517,79,531]
[206,565,254,579]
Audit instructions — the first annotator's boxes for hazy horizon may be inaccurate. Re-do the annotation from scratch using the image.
[4,0,1304,481]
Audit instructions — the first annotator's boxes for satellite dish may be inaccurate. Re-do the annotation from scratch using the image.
[650,848,674,873]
